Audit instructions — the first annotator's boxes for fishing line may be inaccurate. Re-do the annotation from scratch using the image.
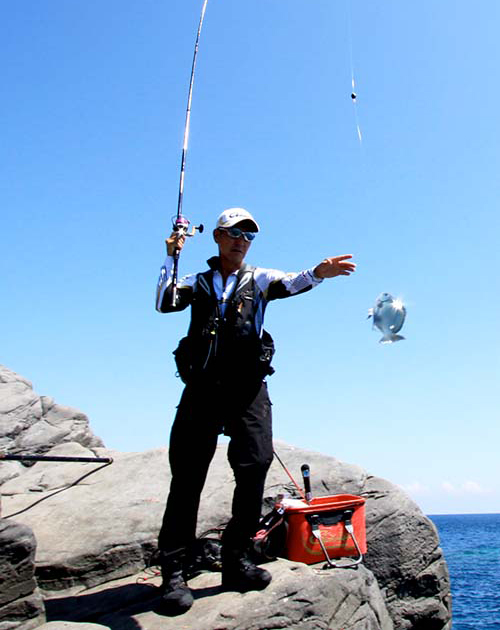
[347,0,362,145]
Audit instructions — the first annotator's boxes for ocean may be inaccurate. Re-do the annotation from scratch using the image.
[430,513,500,629]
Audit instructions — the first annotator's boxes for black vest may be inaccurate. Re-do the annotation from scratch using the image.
[173,258,274,384]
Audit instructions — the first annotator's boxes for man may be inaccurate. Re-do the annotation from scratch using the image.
[155,207,356,615]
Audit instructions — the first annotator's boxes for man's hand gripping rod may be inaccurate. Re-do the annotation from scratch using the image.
[170,0,209,307]
[170,217,203,307]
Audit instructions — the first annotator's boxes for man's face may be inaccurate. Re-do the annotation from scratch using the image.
[213,221,254,268]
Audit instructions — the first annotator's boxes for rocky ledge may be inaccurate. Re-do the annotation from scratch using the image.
[0,365,452,629]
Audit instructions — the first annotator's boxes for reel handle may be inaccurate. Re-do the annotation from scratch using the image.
[189,223,204,236]
[171,216,204,238]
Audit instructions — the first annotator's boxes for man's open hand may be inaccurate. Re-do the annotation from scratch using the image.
[314,255,356,279]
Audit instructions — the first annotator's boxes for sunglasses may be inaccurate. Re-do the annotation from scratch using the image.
[218,227,256,242]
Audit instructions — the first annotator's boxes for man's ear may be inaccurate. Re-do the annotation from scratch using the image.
[213,228,220,244]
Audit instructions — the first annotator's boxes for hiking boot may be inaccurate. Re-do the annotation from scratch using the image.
[156,549,194,616]
[221,547,272,593]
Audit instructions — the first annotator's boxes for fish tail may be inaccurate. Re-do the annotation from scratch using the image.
[379,334,405,344]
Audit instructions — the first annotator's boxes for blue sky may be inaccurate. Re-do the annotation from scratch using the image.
[2,0,499,515]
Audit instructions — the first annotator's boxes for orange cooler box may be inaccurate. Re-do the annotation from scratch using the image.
[285,494,367,565]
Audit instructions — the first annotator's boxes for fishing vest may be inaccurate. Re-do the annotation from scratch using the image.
[173,258,275,385]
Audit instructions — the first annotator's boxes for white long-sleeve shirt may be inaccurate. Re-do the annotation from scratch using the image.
[156,256,323,318]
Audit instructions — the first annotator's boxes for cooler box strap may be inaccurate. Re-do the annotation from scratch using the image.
[307,509,364,569]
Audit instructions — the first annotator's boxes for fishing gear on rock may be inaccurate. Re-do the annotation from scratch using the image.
[1,454,113,464]
[253,459,366,570]
[172,457,367,575]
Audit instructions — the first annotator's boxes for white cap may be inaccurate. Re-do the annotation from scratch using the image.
[215,207,260,232]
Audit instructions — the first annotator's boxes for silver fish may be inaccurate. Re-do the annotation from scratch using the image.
[368,293,406,344]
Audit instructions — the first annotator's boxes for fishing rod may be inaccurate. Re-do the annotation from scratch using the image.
[2,453,113,520]
[1,454,113,464]
[170,0,209,306]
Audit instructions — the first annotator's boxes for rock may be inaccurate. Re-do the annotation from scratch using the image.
[40,560,393,630]
[1,443,110,496]
[0,365,451,628]
[0,365,104,485]
[0,461,24,487]
[362,476,451,630]
[3,441,451,628]
[2,444,167,594]
[268,443,452,630]
[0,519,46,630]
[38,624,108,630]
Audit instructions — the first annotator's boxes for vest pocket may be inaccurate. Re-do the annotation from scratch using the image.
[258,329,276,378]
[172,336,193,384]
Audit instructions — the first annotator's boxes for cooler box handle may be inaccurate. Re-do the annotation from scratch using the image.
[308,509,364,569]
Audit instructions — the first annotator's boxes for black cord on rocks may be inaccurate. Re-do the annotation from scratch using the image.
[3,461,113,519]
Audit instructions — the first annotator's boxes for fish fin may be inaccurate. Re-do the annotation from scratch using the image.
[379,334,405,344]
[389,324,404,332]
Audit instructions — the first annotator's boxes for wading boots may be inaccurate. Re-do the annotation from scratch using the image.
[157,549,193,616]
[221,546,272,593]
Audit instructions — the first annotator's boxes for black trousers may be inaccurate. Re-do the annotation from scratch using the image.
[158,379,273,554]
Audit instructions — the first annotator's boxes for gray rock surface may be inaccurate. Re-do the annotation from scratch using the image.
[269,444,452,630]
[2,443,163,593]
[0,365,104,471]
[0,520,46,630]
[0,461,24,487]
[0,365,451,629]
[38,625,107,630]
[38,560,393,630]
[2,442,451,628]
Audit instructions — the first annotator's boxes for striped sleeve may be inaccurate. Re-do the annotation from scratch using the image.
[254,267,323,301]
[155,256,197,312]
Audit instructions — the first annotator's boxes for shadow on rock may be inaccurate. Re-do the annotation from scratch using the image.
[45,581,160,628]
[45,577,228,625]
[191,581,225,601]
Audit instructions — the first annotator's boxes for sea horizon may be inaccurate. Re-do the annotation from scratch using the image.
[428,511,500,516]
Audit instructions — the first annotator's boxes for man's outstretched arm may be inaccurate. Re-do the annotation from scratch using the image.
[258,255,356,301]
